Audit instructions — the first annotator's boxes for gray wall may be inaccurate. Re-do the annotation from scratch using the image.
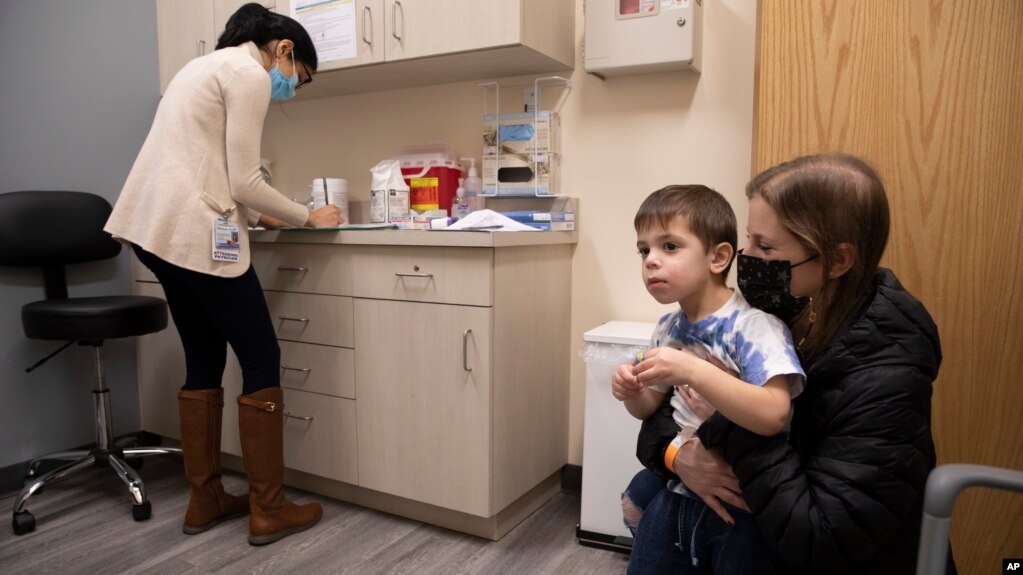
[0,0,160,469]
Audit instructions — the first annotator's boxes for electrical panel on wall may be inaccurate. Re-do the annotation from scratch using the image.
[584,0,703,78]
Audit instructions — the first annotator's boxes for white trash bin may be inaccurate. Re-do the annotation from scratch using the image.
[577,321,656,552]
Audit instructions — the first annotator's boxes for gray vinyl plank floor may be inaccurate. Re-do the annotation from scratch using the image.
[0,456,629,574]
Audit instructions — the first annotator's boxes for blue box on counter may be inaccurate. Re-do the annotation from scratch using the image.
[499,210,575,231]
[522,221,575,231]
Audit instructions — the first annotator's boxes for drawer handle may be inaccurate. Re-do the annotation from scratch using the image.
[283,412,314,422]
[277,266,309,272]
[463,329,473,372]
[278,316,310,323]
[395,272,433,278]
[281,365,312,373]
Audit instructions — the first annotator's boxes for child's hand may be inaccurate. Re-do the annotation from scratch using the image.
[632,346,701,388]
[611,363,644,401]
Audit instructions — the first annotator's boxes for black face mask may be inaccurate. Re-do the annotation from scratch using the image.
[736,251,817,323]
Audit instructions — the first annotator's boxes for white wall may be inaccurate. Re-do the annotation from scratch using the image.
[260,0,757,464]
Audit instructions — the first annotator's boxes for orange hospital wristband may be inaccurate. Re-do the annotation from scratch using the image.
[663,432,684,473]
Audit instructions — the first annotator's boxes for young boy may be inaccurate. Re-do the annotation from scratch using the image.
[612,185,805,574]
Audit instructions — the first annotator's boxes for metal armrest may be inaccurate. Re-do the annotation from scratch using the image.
[916,464,1023,575]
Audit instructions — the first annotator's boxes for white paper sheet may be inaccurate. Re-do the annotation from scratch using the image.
[291,0,357,63]
[445,210,542,232]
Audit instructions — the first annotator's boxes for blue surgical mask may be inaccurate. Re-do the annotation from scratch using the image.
[269,51,298,101]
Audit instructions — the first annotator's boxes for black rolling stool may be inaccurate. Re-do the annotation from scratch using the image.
[0,191,181,535]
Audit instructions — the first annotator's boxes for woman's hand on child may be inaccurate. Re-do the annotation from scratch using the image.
[672,437,749,526]
[611,363,644,401]
[676,352,737,419]
[677,384,716,420]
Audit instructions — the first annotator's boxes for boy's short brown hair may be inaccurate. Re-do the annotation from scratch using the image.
[634,184,738,278]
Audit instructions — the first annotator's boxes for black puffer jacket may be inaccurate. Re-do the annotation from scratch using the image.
[696,269,941,574]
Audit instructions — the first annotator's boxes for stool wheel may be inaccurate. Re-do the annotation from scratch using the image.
[12,510,36,535]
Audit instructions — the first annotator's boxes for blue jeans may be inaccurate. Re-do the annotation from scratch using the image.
[622,468,665,536]
[623,470,774,574]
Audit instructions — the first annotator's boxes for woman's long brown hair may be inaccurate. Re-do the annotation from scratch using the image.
[747,154,890,366]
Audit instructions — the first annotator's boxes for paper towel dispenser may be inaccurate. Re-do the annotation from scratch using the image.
[584,0,703,78]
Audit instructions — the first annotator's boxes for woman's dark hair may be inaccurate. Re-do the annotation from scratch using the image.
[216,3,318,72]
[747,153,890,365]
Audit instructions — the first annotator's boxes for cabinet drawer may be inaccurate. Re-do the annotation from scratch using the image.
[280,341,355,399]
[352,246,493,306]
[281,389,358,484]
[253,243,354,296]
[265,292,354,347]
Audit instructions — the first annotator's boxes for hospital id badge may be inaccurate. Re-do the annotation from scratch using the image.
[212,217,241,262]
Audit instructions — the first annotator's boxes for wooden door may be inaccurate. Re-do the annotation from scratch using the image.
[753,2,1023,572]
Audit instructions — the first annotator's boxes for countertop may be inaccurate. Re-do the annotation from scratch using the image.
[250,228,578,248]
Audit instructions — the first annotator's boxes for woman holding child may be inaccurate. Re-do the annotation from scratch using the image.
[619,153,944,573]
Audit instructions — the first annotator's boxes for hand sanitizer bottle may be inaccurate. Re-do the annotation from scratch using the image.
[461,158,484,213]
[452,178,470,220]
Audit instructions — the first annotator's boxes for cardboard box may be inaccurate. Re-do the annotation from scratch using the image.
[524,221,575,231]
[390,214,432,230]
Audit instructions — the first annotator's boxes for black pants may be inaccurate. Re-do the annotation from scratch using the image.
[132,244,279,395]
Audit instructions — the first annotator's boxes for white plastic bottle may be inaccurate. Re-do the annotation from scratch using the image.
[461,158,484,213]
[452,178,471,220]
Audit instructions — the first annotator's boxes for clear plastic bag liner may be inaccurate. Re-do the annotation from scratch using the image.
[579,342,647,366]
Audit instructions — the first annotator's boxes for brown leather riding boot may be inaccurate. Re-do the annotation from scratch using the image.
[237,387,322,545]
[178,388,250,534]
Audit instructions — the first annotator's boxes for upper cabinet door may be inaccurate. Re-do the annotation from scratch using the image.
[274,0,385,71]
[350,0,386,67]
[157,0,573,97]
[156,0,215,94]
[216,0,276,33]
[383,0,519,62]
[157,0,275,95]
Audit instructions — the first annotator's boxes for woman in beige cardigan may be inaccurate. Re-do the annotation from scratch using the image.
[105,3,339,546]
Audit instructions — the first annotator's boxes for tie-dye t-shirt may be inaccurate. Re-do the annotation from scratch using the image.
[649,289,805,439]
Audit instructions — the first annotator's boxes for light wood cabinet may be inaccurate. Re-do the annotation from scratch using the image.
[381,0,518,63]
[156,0,276,94]
[352,245,492,306]
[129,248,360,480]
[350,238,573,523]
[133,230,573,537]
[355,298,492,516]
[159,0,574,98]
[287,0,386,70]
